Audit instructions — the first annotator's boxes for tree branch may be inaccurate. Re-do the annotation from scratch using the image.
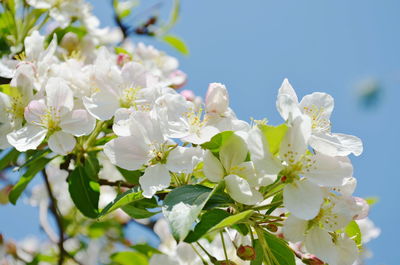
[42,170,66,265]
[98,178,136,188]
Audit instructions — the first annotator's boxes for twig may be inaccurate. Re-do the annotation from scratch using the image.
[42,170,66,265]
[98,179,136,188]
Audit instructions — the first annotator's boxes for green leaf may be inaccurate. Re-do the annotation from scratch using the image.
[201,131,234,153]
[9,158,50,204]
[117,167,142,185]
[157,0,180,35]
[111,251,148,265]
[259,123,288,155]
[251,239,263,265]
[162,184,215,241]
[83,153,100,181]
[209,210,254,232]
[131,243,162,258]
[68,166,100,218]
[0,148,20,171]
[161,34,189,55]
[184,209,230,243]
[266,192,283,215]
[264,231,296,265]
[114,47,133,57]
[345,220,362,247]
[204,189,234,209]
[18,149,51,170]
[365,196,379,206]
[122,203,159,219]
[98,189,144,217]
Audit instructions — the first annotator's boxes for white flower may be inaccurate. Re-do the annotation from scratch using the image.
[104,111,203,198]
[203,133,263,205]
[283,194,363,265]
[83,48,158,120]
[0,65,35,149]
[154,93,219,144]
[7,77,95,155]
[276,79,363,157]
[248,115,353,220]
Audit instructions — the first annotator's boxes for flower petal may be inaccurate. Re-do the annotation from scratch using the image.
[140,164,171,198]
[24,99,47,125]
[335,235,359,265]
[59,109,96,136]
[305,154,353,187]
[104,136,150,170]
[247,127,282,185]
[48,131,76,155]
[299,92,334,120]
[283,179,323,220]
[220,133,248,172]
[280,115,311,164]
[225,174,263,205]
[305,227,337,265]
[309,132,363,157]
[7,125,47,152]
[166,146,203,173]
[46,77,74,113]
[283,215,307,243]
[203,150,225,182]
[83,90,119,121]
[276,79,301,121]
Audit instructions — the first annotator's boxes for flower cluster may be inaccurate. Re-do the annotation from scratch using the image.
[0,1,379,265]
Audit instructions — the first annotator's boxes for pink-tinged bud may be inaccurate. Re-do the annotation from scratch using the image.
[60,32,79,53]
[266,223,278,233]
[117,53,131,67]
[0,185,12,205]
[169,70,187,89]
[205,83,229,114]
[302,254,325,265]
[180,89,196,101]
[237,245,256,261]
[353,197,369,220]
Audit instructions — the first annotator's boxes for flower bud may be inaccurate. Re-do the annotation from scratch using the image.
[180,89,196,101]
[205,83,229,114]
[266,223,278,233]
[302,254,325,265]
[237,245,256,260]
[117,53,131,67]
[169,70,187,89]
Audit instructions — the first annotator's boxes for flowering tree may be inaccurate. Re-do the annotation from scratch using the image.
[0,1,380,265]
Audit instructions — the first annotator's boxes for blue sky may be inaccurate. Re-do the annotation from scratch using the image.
[1,0,399,264]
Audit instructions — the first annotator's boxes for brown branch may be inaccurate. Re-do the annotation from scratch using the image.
[98,178,136,188]
[42,170,66,265]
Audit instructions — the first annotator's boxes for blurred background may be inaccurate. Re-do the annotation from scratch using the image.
[1,0,398,264]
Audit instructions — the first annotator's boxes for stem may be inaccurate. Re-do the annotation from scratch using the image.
[42,170,65,265]
[191,244,209,265]
[220,231,230,264]
[84,121,105,149]
[252,200,283,211]
[98,178,136,188]
[196,242,217,263]
[254,226,273,265]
